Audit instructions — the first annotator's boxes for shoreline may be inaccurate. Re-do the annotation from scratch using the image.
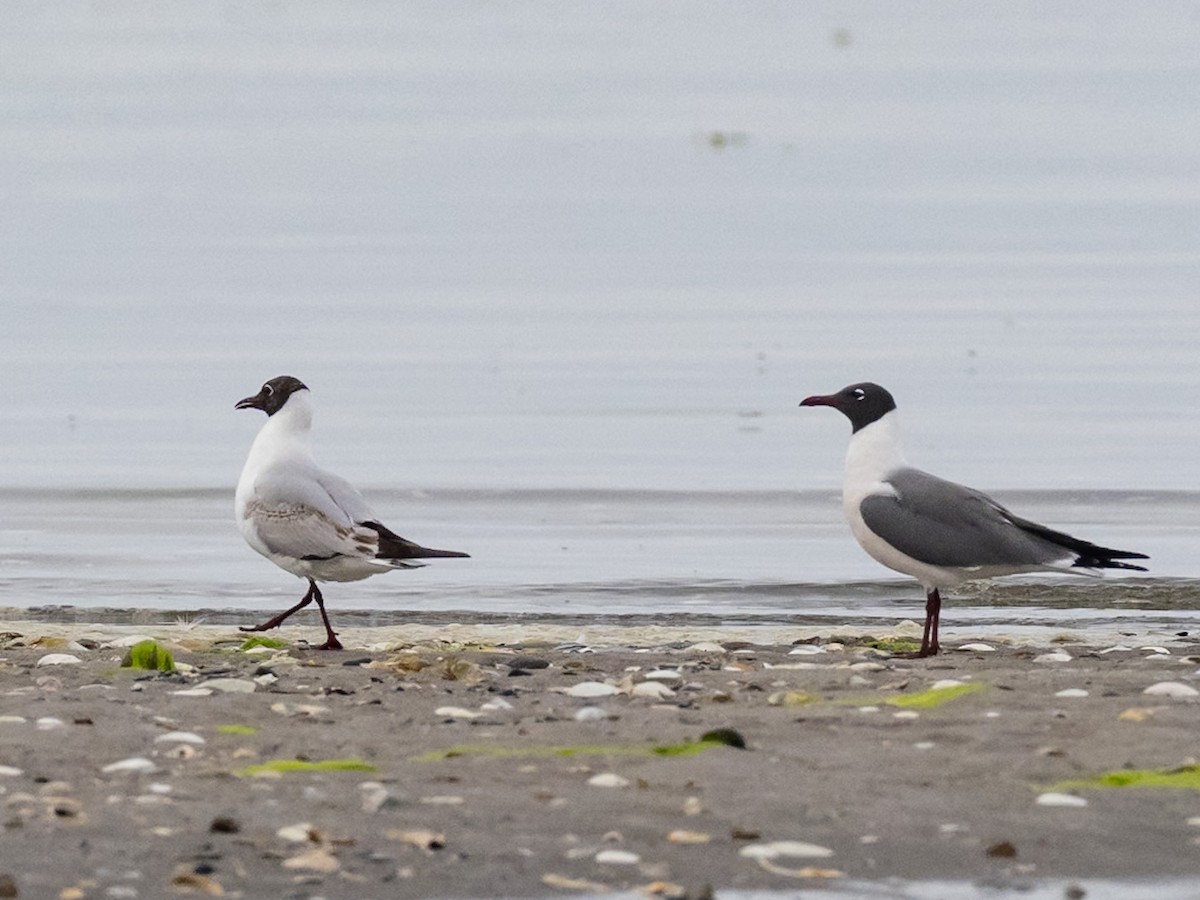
[2,618,1199,898]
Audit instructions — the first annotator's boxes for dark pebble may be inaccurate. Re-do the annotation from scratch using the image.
[210,816,241,834]
[0,873,15,898]
[341,657,373,667]
[986,840,1017,858]
[507,656,550,670]
[508,669,532,678]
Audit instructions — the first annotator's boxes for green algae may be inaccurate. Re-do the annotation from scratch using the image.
[121,640,176,673]
[235,758,377,777]
[862,638,921,654]
[413,734,740,763]
[217,724,259,736]
[886,682,985,709]
[239,636,288,651]
[1051,764,1200,792]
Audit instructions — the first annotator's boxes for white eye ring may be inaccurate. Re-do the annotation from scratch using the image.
[852,388,866,401]
[263,383,274,395]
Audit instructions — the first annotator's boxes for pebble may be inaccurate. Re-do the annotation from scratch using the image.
[282,847,340,872]
[574,706,609,722]
[171,688,213,698]
[1036,792,1088,808]
[788,645,825,656]
[1099,645,1132,654]
[739,840,834,859]
[566,681,621,698]
[684,642,726,654]
[956,643,995,652]
[0,716,26,725]
[632,681,675,699]
[893,711,920,720]
[1054,689,1089,698]
[36,717,66,730]
[198,678,257,694]
[419,795,464,805]
[594,849,640,865]
[0,765,23,777]
[154,731,206,745]
[101,757,158,775]
[359,782,398,814]
[849,662,886,672]
[930,679,966,690]
[1143,681,1199,698]
[480,697,514,711]
[507,655,550,670]
[1186,816,1200,828]
[682,796,704,816]
[277,822,316,842]
[587,773,630,789]
[1034,652,1073,663]
[667,829,711,844]
[35,653,82,666]
[435,706,484,720]
[913,741,935,750]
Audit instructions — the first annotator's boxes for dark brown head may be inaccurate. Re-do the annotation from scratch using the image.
[235,376,309,416]
[800,382,897,433]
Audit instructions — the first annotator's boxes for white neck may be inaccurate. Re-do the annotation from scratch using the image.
[245,391,315,469]
[843,410,906,498]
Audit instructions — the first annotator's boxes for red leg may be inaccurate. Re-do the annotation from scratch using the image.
[309,582,343,651]
[240,580,318,633]
[919,588,942,657]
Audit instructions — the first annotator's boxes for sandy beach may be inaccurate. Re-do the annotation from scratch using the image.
[2,617,1199,899]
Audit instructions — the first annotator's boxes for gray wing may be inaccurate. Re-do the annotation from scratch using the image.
[859,468,1063,568]
[244,464,379,561]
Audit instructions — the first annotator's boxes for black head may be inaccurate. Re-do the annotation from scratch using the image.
[235,376,309,416]
[800,382,897,433]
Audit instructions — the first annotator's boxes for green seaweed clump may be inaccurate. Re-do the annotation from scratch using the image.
[121,640,176,673]
[1052,764,1200,792]
[217,724,259,736]
[414,732,745,763]
[235,758,378,777]
[240,636,288,650]
[863,638,921,654]
[887,682,985,709]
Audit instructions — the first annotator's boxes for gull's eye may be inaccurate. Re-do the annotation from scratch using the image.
[263,383,274,395]
[852,388,866,401]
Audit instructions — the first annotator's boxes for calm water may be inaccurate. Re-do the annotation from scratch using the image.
[1,4,1197,631]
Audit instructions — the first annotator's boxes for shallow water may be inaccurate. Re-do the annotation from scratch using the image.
[1,5,1197,632]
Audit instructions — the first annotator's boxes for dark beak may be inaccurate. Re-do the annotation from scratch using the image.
[800,393,839,408]
[235,390,266,411]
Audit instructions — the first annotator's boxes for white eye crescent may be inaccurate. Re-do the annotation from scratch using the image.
[852,388,866,401]
[263,383,274,395]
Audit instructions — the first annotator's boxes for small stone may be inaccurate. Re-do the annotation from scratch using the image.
[418,795,464,805]
[849,662,886,672]
[35,653,82,667]
[0,874,15,898]
[171,688,213,698]
[986,840,1017,858]
[198,678,256,694]
[682,796,703,816]
[643,669,683,682]
[739,840,834,859]
[282,847,339,873]
[387,828,445,850]
[632,681,675,699]
[1036,792,1088,808]
[480,697,514,711]
[930,679,966,690]
[667,829,711,844]
[434,706,483,720]
[767,690,816,707]
[276,822,318,843]
[36,717,66,731]
[892,710,920,720]
[0,766,23,777]
[956,643,995,653]
[1034,652,1072,663]
[587,773,630,789]
[507,655,550,669]
[101,757,157,775]
[594,849,640,865]
[209,816,241,833]
[565,681,620,698]
[1055,689,1089,698]
[1143,681,1199,698]
[788,645,825,656]
[573,706,609,722]
[684,642,726,654]
[154,731,206,745]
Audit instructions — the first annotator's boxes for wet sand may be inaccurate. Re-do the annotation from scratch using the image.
[1,618,1199,899]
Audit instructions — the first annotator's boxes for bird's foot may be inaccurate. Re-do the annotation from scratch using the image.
[315,636,343,651]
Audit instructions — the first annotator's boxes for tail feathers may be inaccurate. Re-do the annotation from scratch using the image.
[1012,516,1148,572]
[361,520,470,561]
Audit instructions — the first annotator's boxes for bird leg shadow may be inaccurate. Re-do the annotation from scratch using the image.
[240,578,343,651]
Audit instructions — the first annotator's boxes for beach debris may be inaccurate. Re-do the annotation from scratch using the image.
[240,636,287,651]
[767,690,816,707]
[0,717,26,726]
[36,717,66,731]
[643,669,683,682]
[169,869,225,894]
[739,840,833,860]
[986,840,1018,858]
[595,849,640,865]
[849,661,887,673]
[216,724,258,735]
[1119,707,1158,722]
[1141,646,1171,655]
[419,795,464,805]
[359,781,398,813]
[1036,792,1088,807]
[574,706,609,722]
[121,640,176,673]
[269,702,330,718]
[788,645,825,656]
[565,681,621,698]
[435,706,484,721]
[1099,645,1133,654]
[684,642,726,654]
[481,697,514,711]
[700,727,746,749]
[887,681,984,709]
[541,873,610,892]
[1143,681,1198,698]
[588,773,630,789]
[101,757,158,775]
[642,881,687,899]
[892,710,920,720]
[438,657,486,685]
[35,653,82,667]
[1055,689,1089,698]
[667,829,711,844]
[387,828,445,850]
[914,741,935,750]
[682,796,704,816]
[277,822,319,843]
